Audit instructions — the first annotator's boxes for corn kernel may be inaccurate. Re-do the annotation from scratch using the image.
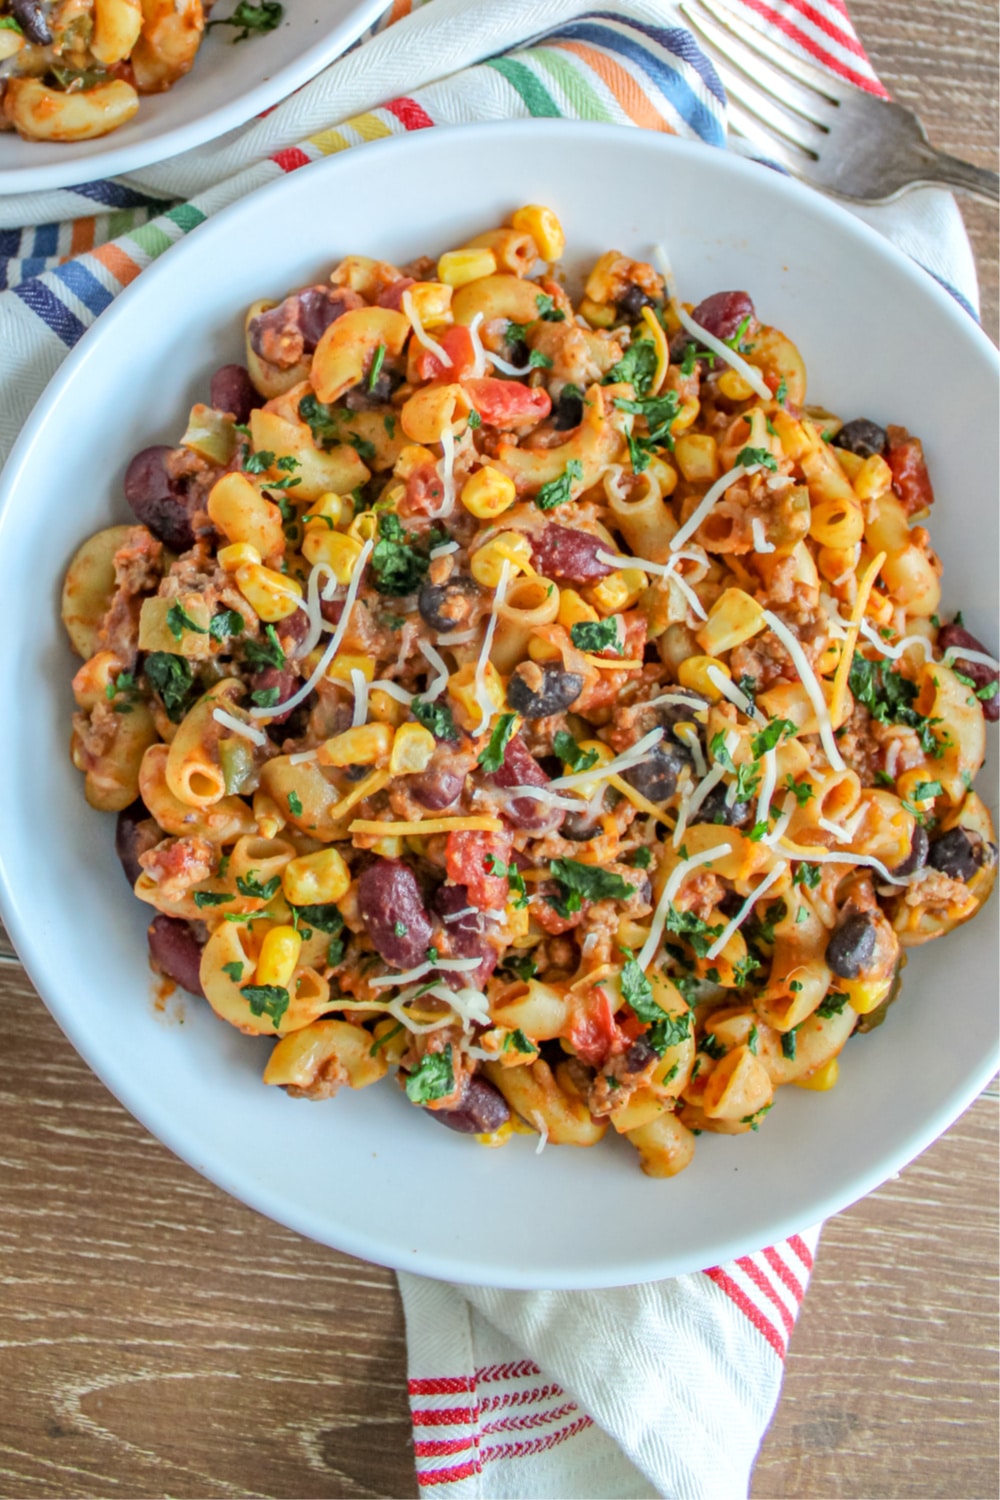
[407,280,453,328]
[318,722,393,768]
[579,296,616,329]
[678,654,730,701]
[841,976,893,1015]
[234,563,303,622]
[671,395,700,435]
[674,433,720,484]
[282,848,351,907]
[450,661,504,729]
[833,446,864,480]
[528,635,563,663]
[389,722,436,775]
[717,369,755,402]
[590,569,647,615]
[557,588,598,631]
[437,248,497,288]
[696,587,765,656]
[645,455,678,495]
[303,492,345,527]
[369,688,409,726]
[325,653,375,685]
[461,467,517,520]
[511,204,565,261]
[394,444,437,481]
[347,510,379,543]
[255,925,302,989]
[566,739,614,800]
[219,541,262,573]
[793,1057,839,1091]
[371,836,404,858]
[503,904,531,944]
[853,453,893,502]
[470,531,533,588]
[301,528,363,583]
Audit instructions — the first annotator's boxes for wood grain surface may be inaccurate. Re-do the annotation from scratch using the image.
[1,6,998,1498]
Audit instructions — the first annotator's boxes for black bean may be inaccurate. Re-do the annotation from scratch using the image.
[892,823,929,878]
[506,663,584,718]
[418,576,480,634]
[622,743,689,806]
[147,915,205,998]
[831,418,887,459]
[698,784,752,828]
[656,693,706,737]
[114,801,158,888]
[927,828,982,884]
[123,446,197,552]
[618,284,654,319]
[344,371,397,410]
[357,859,434,969]
[488,736,565,834]
[552,389,584,431]
[427,1075,510,1135]
[825,914,877,979]
[11,0,51,43]
[623,1037,658,1073]
[209,364,260,425]
[409,767,464,809]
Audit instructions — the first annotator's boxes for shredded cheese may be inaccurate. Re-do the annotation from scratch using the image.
[349,815,504,836]
[858,619,932,661]
[672,763,726,849]
[288,748,319,766]
[755,747,778,832]
[437,627,478,645]
[298,561,335,659]
[331,994,456,1035]
[776,837,911,887]
[250,537,374,719]
[419,983,492,1029]
[504,785,590,812]
[675,723,706,779]
[818,805,868,844]
[432,423,457,519]
[706,665,767,727]
[828,550,886,728]
[467,312,488,379]
[442,905,478,924]
[637,841,731,971]
[607,772,671,822]
[327,768,390,824]
[472,558,512,732]
[212,707,268,747]
[370,956,482,990]
[531,1110,549,1155]
[350,667,368,729]
[402,288,452,367]
[761,790,797,848]
[944,645,999,671]
[582,653,643,671]
[549,727,664,791]
[671,463,765,554]
[704,863,787,962]
[751,517,775,554]
[430,540,460,559]
[646,690,709,713]
[761,609,846,772]
[653,243,773,401]
[369,678,413,705]
[417,638,449,701]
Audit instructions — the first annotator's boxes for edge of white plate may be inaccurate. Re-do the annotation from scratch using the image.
[0,0,387,196]
[0,122,997,1287]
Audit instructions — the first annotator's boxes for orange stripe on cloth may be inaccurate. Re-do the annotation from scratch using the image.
[549,39,673,132]
[389,0,412,19]
[90,242,143,287]
[70,219,95,258]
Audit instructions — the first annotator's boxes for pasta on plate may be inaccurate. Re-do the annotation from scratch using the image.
[61,205,998,1177]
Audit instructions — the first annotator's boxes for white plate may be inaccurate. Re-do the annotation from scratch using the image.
[0,0,386,195]
[0,123,996,1289]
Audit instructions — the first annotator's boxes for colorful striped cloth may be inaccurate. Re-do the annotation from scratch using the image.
[0,3,980,1496]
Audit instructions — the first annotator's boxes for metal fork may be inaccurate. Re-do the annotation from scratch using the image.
[680,0,999,205]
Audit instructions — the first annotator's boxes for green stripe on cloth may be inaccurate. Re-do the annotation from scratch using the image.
[485,56,561,117]
[129,222,175,257]
[533,47,617,122]
[166,204,207,233]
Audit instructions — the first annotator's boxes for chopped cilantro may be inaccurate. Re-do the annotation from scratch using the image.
[816,991,850,1018]
[664,906,724,957]
[724,314,752,351]
[167,602,207,640]
[702,1033,726,1061]
[680,343,699,377]
[528,349,553,370]
[251,685,281,709]
[536,293,565,322]
[548,858,632,917]
[734,446,778,473]
[384,413,397,439]
[222,961,245,983]
[287,791,303,817]
[411,697,458,741]
[298,394,342,449]
[394,920,408,938]
[290,903,343,935]
[781,1029,797,1059]
[751,717,797,757]
[236,871,281,901]
[629,846,652,869]
[912,780,943,802]
[848,653,942,756]
[502,953,538,982]
[775,378,788,407]
[504,1028,536,1054]
[206,0,283,43]
[784,774,814,806]
[620,950,656,1020]
[793,863,821,889]
[192,890,234,909]
[370,1022,404,1056]
[347,431,377,463]
[244,623,286,670]
[553,729,599,774]
[733,954,760,987]
[405,1046,455,1105]
[613,389,680,452]
[978,680,999,702]
[477,713,518,773]
[796,906,809,924]
[326,935,346,967]
[144,653,194,722]
[242,984,289,1028]
[371,512,430,596]
[570,618,621,655]
[368,342,386,391]
[467,411,482,429]
[604,338,658,398]
[647,1010,693,1056]
[209,609,244,643]
[750,899,787,946]
[534,459,584,512]
[747,1023,759,1055]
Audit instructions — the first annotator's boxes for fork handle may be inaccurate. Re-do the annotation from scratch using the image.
[911,142,999,204]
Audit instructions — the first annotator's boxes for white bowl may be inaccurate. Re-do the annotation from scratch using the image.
[0,123,996,1289]
[0,0,386,195]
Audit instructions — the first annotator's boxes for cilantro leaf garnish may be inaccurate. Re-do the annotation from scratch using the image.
[702,1033,726,1060]
[552,730,599,774]
[781,1029,797,1060]
[848,653,942,757]
[536,293,565,322]
[206,0,283,43]
[548,859,632,916]
[528,349,553,370]
[236,871,281,901]
[369,1022,404,1056]
[816,991,850,1018]
[477,713,518,773]
[912,780,943,802]
[251,686,282,709]
[734,446,778,472]
[534,459,584,512]
[405,1046,456,1105]
[290,903,343,934]
[751,717,798,757]
[144,653,194,722]
[298,394,342,449]
[192,890,235,908]
[287,791,303,817]
[209,608,244,643]
[570,618,621,655]
[619,950,656,1021]
[793,863,821,889]
[664,906,724,957]
[371,512,430,595]
[411,697,458,741]
[166,602,207,640]
[368,343,386,391]
[503,1028,536,1054]
[604,337,658,398]
[613,390,680,453]
[244,624,286,670]
[784,774,813,806]
[241,984,289,1028]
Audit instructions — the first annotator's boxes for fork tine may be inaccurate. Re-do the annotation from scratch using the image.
[682,0,844,104]
[680,0,837,129]
[710,57,826,154]
[724,99,813,174]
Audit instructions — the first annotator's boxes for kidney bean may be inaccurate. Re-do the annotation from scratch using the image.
[618,283,655,319]
[147,915,205,998]
[506,662,584,719]
[377,277,415,312]
[357,859,434,969]
[552,388,584,431]
[11,0,51,43]
[277,607,310,654]
[418,576,480,634]
[487,735,565,834]
[689,290,755,341]
[123,446,198,552]
[209,364,260,425]
[698,784,752,828]
[622,743,689,806]
[892,823,928,878]
[825,913,877,979]
[530,524,614,583]
[432,883,498,989]
[410,765,465,809]
[831,418,887,459]
[250,666,298,724]
[428,1074,510,1135]
[115,801,159,888]
[927,828,984,884]
[886,426,934,514]
[938,623,999,721]
[248,286,362,368]
[623,1036,658,1074]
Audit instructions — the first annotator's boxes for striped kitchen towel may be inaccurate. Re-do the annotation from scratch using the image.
[0,3,980,1497]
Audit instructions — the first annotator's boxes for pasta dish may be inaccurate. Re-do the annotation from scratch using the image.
[61,206,998,1176]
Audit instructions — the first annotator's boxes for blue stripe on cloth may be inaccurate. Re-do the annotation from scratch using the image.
[13,278,87,348]
[546,19,726,144]
[589,12,727,106]
[52,259,114,318]
[3,256,51,281]
[0,229,21,257]
[33,223,58,258]
[70,179,174,210]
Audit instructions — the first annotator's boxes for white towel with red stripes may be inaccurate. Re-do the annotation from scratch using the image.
[399,1230,820,1496]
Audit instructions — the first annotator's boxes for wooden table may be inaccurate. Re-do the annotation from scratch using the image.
[2,4,997,1495]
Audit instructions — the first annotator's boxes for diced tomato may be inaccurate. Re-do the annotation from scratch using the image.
[462,377,552,430]
[413,325,478,383]
[445,829,513,911]
[399,461,446,518]
[887,427,935,516]
[567,988,628,1068]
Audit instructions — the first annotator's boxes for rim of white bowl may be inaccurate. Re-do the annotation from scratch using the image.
[0,122,997,1287]
[0,0,388,196]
